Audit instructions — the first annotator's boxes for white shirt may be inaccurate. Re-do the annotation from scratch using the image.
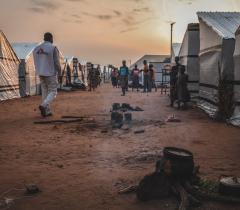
[33,41,61,77]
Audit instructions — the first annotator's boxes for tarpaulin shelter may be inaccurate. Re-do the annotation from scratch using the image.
[63,56,74,86]
[0,31,20,100]
[231,27,240,126]
[12,42,41,96]
[171,43,181,63]
[197,12,240,117]
[79,58,88,86]
[179,23,200,100]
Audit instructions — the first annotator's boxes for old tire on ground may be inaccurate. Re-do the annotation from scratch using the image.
[219,177,240,197]
[163,147,194,179]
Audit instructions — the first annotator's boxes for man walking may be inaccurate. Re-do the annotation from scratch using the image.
[119,60,129,96]
[33,32,62,117]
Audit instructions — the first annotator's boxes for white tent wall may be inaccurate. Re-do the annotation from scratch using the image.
[198,16,237,117]
[20,54,40,96]
[0,31,20,100]
[179,24,200,100]
[12,43,41,97]
[231,31,240,126]
[171,43,181,63]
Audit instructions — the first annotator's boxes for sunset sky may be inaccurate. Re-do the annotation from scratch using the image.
[1,0,240,66]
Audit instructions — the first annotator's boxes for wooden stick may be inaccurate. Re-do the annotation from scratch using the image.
[118,185,138,194]
[173,182,190,210]
[34,119,83,124]
[61,114,108,119]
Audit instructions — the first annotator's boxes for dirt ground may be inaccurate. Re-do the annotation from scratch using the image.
[0,84,240,210]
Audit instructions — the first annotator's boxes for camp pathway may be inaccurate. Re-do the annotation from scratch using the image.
[0,84,239,210]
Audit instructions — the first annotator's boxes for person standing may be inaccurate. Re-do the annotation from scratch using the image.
[88,64,96,91]
[96,65,101,86]
[33,32,61,117]
[111,68,118,87]
[131,64,140,91]
[149,64,157,92]
[142,60,150,93]
[169,57,180,107]
[177,65,190,109]
[119,60,129,96]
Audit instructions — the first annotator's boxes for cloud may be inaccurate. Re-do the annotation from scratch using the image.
[29,0,60,13]
[65,0,85,2]
[120,27,139,33]
[178,0,196,5]
[96,15,113,20]
[72,14,81,19]
[113,10,122,16]
[133,7,151,13]
[29,7,45,13]
[82,11,120,20]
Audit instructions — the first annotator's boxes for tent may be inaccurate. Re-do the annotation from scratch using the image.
[78,58,88,86]
[179,23,200,100]
[231,27,240,126]
[171,43,181,63]
[12,42,41,96]
[0,31,20,100]
[130,55,171,86]
[63,56,74,86]
[197,12,240,117]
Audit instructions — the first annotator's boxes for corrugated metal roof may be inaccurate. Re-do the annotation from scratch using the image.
[197,12,240,39]
[12,42,39,60]
[172,43,181,56]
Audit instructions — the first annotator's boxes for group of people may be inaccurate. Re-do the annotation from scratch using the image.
[33,32,189,118]
[111,60,157,96]
[169,56,190,109]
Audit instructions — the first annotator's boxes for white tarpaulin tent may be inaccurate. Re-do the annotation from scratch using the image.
[197,12,240,117]
[179,23,200,100]
[12,42,41,96]
[231,27,240,126]
[0,31,20,100]
[171,43,181,63]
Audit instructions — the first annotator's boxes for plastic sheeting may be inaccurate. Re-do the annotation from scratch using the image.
[12,43,41,97]
[171,43,181,63]
[198,13,238,121]
[179,23,200,100]
[0,31,20,100]
[231,30,240,126]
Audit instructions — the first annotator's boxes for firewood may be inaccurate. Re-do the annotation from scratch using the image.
[34,119,83,124]
[184,181,240,204]
[118,185,138,194]
[173,182,190,210]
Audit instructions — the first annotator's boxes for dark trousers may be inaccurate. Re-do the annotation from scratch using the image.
[143,74,149,92]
